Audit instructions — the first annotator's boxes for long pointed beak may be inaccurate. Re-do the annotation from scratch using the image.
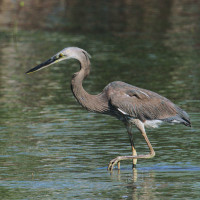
[26,56,58,74]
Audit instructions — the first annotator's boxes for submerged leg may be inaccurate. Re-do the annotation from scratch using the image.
[108,120,155,171]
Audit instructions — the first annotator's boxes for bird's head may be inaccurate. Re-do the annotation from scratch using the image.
[26,47,91,74]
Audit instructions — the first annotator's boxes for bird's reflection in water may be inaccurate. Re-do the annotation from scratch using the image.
[109,168,156,199]
[109,167,138,182]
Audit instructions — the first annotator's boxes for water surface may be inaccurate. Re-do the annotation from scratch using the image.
[0,1,200,199]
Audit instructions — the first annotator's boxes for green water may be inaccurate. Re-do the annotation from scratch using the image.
[0,1,200,199]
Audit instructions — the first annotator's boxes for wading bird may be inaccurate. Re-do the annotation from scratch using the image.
[26,47,191,171]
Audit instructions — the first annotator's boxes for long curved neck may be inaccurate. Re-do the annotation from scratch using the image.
[71,57,108,113]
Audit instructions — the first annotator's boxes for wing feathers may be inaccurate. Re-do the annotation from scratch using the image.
[107,81,178,122]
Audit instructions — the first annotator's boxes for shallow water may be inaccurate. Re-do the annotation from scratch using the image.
[0,1,200,199]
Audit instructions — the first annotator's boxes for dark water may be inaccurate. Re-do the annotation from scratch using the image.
[0,1,200,199]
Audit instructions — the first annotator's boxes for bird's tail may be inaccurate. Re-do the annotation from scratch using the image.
[176,107,191,127]
[161,107,191,127]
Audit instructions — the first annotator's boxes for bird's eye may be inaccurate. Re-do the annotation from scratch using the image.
[59,53,63,58]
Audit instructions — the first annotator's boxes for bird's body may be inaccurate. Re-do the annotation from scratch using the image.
[26,47,191,171]
[101,81,190,127]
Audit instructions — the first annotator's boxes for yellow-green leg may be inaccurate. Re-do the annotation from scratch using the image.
[108,120,155,171]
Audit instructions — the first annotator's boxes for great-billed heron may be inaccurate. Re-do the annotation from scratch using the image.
[26,47,191,171]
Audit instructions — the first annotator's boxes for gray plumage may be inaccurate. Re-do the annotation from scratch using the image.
[104,81,190,127]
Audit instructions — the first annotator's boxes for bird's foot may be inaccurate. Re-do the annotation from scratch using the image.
[107,156,136,171]
[107,153,155,171]
[108,156,123,171]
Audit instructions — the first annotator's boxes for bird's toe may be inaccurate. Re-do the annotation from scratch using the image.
[108,157,121,171]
